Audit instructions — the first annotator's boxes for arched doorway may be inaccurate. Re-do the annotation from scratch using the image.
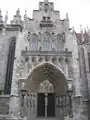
[19,62,69,120]
[26,62,67,92]
[37,80,55,117]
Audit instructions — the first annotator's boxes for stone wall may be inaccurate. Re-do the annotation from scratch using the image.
[0,28,20,91]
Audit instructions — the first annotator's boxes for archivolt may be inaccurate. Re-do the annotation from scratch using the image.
[25,62,68,93]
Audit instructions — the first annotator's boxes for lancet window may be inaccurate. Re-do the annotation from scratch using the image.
[4,37,16,94]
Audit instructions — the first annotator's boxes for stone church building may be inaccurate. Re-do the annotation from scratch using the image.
[0,0,90,120]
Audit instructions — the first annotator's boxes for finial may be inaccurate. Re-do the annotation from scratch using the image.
[0,9,2,16]
[24,10,27,20]
[44,0,48,3]
[72,27,74,30]
[66,13,69,20]
[17,8,20,12]
[16,8,20,16]
[0,9,3,22]
[84,28,87,33]
[5,11,8,25]
[86,26,89,32]
[25,10,27,14]
[24,10,27,17]
[80,25,83,33]
[24,10,28,29]
[72,27,75,33]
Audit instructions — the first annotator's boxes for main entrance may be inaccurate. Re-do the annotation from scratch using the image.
[37,93,55,117]
[20,62,68,120]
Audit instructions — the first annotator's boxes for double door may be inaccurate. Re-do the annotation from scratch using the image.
[37,93,55,117]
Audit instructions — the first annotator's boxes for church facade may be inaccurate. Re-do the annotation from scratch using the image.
[0,0,90,120]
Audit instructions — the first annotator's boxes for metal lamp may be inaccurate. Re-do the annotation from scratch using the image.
[67,83,73,118]
[20,83,27,117]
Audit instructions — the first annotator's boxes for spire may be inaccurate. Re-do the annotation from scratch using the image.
[0,9,2,16]
[72,27,75,33]
[80,25,83,33]
[11,8,22,25]
[86,26,90,38]
[0,9,3,24]
[5,11,8,25]
[80,25,84,43]
[0,9,2,20]
[84,28,87,34]
[24,10,27,18]
[16,8,20,16]
[24,10,28,29]
[87,26,89,32]
[66,13,69,20]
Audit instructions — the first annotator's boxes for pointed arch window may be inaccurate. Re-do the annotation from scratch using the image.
[42,32,52,51]
[30,34,38,51]
[4,37,16,94]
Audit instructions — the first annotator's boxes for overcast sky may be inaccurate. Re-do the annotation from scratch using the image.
[0,0,90,32]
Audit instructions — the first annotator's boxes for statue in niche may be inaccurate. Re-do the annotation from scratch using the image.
[43,33,49,40]
[57,34,63,41]
[19,69,25,78]
[39,46,42,51]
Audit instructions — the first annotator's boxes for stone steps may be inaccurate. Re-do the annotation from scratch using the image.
[0,95,10,115]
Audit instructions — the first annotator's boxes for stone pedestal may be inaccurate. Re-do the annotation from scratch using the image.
[73,96,88,120]
[9,66,21,120]
[9,95,22,120]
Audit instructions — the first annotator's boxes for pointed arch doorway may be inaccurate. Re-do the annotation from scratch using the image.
[21,62,68,119]
[37,80,55,117]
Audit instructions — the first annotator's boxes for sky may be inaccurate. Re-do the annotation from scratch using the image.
[0,0,90,32]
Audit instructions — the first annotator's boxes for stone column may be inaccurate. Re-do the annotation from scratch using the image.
[75,46,88,120]
[70,34,82,120]
[65,32,88,120]
[8,33,25,120]
[79,46,88,97]
[72,45,88,120]
[27,93,31,120]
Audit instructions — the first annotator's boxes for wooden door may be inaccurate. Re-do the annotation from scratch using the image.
[37,93,45,117]
[47,93,55,117]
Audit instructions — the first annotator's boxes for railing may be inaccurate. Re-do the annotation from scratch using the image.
[40,20,53,27]
[21,50,72,57]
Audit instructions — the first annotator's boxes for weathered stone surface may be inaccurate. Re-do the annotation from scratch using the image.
[0,0,89,120]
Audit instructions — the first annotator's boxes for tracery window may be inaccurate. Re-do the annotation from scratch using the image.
[30,34,38,51]
[39,80,54,93]
[42,32,52,51]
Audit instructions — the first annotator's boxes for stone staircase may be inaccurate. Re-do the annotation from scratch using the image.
[0,95,10,120]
